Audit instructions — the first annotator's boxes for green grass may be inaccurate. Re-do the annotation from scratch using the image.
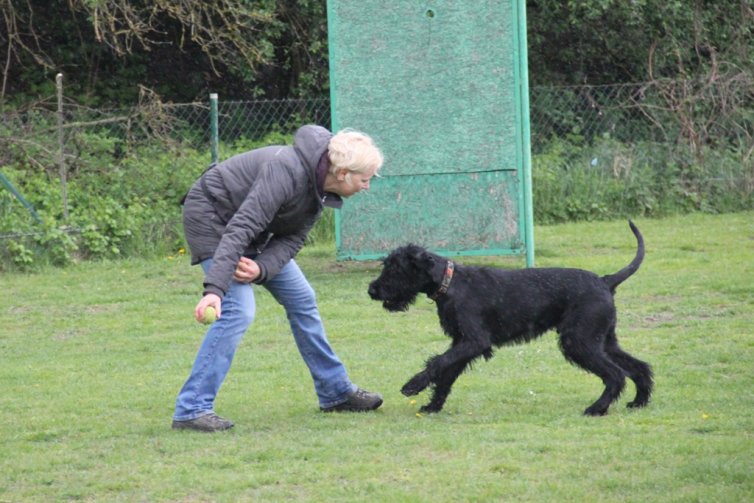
[2,213,753,502]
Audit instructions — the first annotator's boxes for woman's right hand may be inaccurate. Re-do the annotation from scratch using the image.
[195,293,222,324]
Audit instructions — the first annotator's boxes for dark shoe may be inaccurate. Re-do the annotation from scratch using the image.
[321,388,383,412]
[171,413,234,432]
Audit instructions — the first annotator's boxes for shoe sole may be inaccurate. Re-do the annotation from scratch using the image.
[321,398,383,413]
[171,420,234,432]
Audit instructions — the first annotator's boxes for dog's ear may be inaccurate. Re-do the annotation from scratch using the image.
[407,245,436,270]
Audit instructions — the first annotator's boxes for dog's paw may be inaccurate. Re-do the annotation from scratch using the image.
[583,405,608,417]
[626,399,648,409]
[401,374,430,396]
[419,403,442,414]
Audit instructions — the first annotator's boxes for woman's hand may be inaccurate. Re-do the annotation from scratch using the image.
[195,293,221,324]
[234,256,260,283]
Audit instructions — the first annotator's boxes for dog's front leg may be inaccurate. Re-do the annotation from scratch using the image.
[400,351,460,397]
[421,360,470,413]
[401,371,431,396]
[401,342,491,411]
[400,352,455,397]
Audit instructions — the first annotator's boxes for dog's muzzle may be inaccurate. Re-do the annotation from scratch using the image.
[367,282,380,300]
[368,282,410,311]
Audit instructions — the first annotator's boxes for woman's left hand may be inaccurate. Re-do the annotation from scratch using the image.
[234,256,260,283]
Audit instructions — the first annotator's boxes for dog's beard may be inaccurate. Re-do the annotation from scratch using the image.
[382,299,412,312]
[380,291,417,312]
[369,278,418,312]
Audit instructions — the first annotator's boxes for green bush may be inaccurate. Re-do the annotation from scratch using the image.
[0,131,337,271]
[532,135,753,224]
[0,128,207,270]
[2,125,750,270]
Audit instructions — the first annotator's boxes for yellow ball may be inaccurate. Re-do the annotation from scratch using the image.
[202,306,217,324]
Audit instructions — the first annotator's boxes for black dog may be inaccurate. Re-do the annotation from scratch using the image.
[367,221,652,416]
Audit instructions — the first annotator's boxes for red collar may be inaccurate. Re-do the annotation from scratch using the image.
[429,261,455,300]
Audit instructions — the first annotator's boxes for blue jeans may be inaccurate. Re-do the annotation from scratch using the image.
[173,258,356,420]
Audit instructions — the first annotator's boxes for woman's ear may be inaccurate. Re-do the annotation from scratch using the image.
[336,169,348,181]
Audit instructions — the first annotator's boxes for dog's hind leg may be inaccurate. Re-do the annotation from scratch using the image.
[604,331,653,409]
[559,324,626,416]
[567,348,626,416]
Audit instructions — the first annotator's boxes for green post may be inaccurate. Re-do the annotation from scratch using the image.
[516,0,535,267]
[210,93,219,164]
[0,171,42,223]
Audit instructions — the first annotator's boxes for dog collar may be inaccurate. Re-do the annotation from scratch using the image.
[430,261,455,300]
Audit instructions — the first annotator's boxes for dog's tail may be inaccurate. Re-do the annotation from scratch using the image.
[601,220,644,292]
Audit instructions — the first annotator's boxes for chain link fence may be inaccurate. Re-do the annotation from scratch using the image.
[530,84,654,148]
[0,95,331,173]
[160,98,331,150]
[526,79,753,221]
[1,79,752,235]
[532,80,753,154]
[159,81,752,162]
[3,80,750,166]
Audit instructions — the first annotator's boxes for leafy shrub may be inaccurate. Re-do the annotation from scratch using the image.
[0,130,338,271]
[2,121,750,270]
[532,135,753,224]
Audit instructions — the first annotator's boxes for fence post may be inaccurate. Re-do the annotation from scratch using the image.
[517,0,535,267]
[56,73,69,221]
[210,93,219,164]
[0,171,42,223]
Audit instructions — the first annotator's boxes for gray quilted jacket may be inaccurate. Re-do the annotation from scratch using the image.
[182,125,342,298]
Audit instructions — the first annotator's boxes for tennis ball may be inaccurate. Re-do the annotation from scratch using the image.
[201,306,217,325]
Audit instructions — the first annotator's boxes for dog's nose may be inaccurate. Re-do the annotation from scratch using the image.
[368,282,378,299]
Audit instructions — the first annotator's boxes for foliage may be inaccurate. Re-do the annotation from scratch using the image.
[0,0,329,104]
[526,0,754,85]
[3,0,752,104]
[532,135,754,224]
[0,130,205,269]
[1,112,752,270]
[1,214,752,501]
[0,128,339,271]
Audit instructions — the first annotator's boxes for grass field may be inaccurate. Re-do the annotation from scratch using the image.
[1,212,752,502]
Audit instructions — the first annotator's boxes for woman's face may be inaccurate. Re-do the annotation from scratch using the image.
[334,168,376,197]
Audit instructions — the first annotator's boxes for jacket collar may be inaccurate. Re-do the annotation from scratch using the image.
[316,152,343,209]
[322,193,343,209]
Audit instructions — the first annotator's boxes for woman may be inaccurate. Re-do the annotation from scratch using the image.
[172,125,384,432]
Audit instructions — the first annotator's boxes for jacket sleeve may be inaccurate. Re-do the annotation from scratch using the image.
[202,163,294,297]
[252,217,317,283]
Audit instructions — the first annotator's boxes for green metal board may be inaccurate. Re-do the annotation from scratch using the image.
[338,171,524,258]
[328,0,534,263]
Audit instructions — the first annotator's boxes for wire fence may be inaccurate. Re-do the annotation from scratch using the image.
[1,79,752,232]
[531,84,654,147]
[163,81,754,161]
[158,98,332,149]
[532,80,753,153]
[2,79,751,163]
[152,86,721,151]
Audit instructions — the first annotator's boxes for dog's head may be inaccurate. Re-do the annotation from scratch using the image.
[368,244,440,312]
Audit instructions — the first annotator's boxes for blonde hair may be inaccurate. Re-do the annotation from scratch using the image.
[327,129,383,181]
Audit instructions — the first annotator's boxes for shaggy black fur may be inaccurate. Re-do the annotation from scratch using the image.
[367,221,653,416]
